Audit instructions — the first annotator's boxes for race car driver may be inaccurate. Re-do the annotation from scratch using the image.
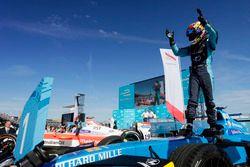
[166,9,218,136]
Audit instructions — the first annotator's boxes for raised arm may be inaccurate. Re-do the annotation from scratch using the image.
[165,29,190,57]
[204,23,218,50]
[171,44,190,57]
[197,8,218,50]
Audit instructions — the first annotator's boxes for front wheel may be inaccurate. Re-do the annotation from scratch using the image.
[169,144,232,167]
[121,130,141,141]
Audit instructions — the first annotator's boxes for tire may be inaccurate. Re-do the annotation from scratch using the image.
[97,135,124,146]
[121,130,141,141]
[170,144,203,166]
[169,144,233,167]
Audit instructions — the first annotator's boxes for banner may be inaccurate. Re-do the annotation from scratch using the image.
[119,84,135,109]
[160,49,185,123]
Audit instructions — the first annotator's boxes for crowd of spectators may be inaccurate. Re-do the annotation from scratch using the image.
[45,124,79,133]
[0,113,18,125]
[45,120,116,134]
[0,116,115,136]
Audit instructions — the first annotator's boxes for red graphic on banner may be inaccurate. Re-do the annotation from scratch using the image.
[166,100,185,123]
[165,52,176,61]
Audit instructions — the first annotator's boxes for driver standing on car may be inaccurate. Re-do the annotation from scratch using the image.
[166,9,218,136]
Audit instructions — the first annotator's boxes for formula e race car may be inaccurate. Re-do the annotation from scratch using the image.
[1,77,250,167]
[21,108,250,167]
[43,119,145,154]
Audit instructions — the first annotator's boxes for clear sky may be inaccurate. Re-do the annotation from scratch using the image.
[0,0,250,121]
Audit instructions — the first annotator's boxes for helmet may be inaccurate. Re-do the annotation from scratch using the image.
[186,21,206,45]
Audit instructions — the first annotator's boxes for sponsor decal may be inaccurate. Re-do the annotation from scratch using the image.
[44,140,65,145]
[227,120,244,129]
[85,147,102,152]
[55,149,122,167]
[108,130,115,133]
[79,139,97,144]
[138,124,151,129]
[137,158,160,167]
[79,129,91,133]
[146,158,160,165]
[228,129,243,135]
[121,89,131,96]
[93,126,101,130]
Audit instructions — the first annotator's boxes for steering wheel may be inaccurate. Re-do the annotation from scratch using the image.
[0,135,16,160]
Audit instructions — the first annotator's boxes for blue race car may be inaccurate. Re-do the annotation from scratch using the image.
[39,108,250,167]
[2,77,250,167]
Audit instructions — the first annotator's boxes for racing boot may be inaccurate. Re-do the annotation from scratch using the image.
[184,123,194,138]
[201,124,224,138]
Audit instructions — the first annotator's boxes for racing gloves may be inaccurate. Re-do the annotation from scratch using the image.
[165,29,175,46]
[197,8,207,26]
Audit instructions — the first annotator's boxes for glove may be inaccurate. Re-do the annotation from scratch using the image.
[198,16,207,26]
[197,8,207,26]
[165,29,175,46]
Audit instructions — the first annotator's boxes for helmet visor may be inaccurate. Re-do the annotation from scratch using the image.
[186,28,195,37]
[187,30,202,42]
[188,33,196,41]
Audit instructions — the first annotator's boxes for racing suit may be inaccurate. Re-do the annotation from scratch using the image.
[171,23,218,128]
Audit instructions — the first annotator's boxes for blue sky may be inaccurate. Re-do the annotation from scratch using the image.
[0,0,250,121]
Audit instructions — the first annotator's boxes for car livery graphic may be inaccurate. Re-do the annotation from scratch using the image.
[43,118,144,151]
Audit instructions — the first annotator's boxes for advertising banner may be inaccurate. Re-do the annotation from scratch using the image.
[119,84,135,109]
[160,49,185,123]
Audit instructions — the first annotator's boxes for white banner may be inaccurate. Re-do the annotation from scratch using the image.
[160,49,185,123]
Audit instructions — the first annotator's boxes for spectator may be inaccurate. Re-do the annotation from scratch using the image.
[0,121,16,135]
[113,120,117,129]
[141,110,149,122]
[57,125,66,133]
[71,125,77,133]
[148,109,156,120]
[51,127,57,133]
